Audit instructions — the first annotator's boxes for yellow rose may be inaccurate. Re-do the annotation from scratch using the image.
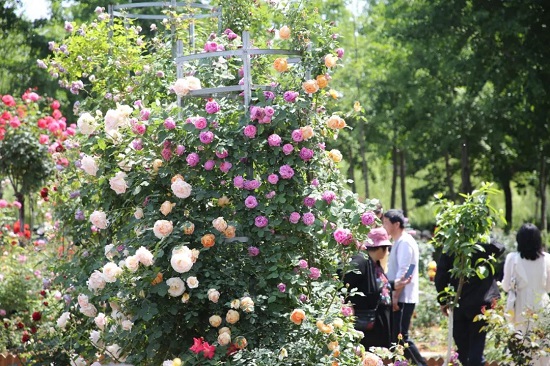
[329,89,339,99]
[324,54,338,68]
[316,319,334,334]
[354,101,362,112]
[300,126,314,140]
[201,233,216,248]
[328,149,343,163]
[279,25,291,40]
[327,341,339,351]
[302,80,319,94]
[173,358,182,366]
[273,58,289,73]
[316,74,329,89]
[290,309,306,325]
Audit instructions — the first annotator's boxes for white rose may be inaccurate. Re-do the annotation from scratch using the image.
[104,243,115,259]
[80,303,97,317]
[77,293,89,308]
[117,104,133,118]
[171,179,192,199]
[187,76,202,91]
[186,276,199,289]
[109,171,128,195]
[81,155,99,176]
[87,270,106,291]
[125,255,139,272]
[134,207,144,219]
[106,344,126,362]
[166,277,186,297]
[230,299,240,309]
[121,319,133,331]
[70,356,87,366]
[160,200,175,216]
[89,330,102,347]
[208,288,220,303]
[218,331,231,346]
[104,109,122,132]
[135,246,154,266]
[90,210,108,229]
[163,361,174,366]
[171,250,193,273]
[102,262,122,283]
[153,220,173,239]
[94,312,107,330]
[57,312,71,329]
[212,217,228,232]
[209,315,222,327]
[77,112,97,135]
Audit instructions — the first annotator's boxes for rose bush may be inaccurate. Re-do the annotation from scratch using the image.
[38,2,384,365]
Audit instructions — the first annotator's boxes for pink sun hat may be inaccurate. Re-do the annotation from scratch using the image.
[367,227,392,248]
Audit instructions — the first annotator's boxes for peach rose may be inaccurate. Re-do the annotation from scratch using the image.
[182,221,195,235]
[225,309,240,324]
[208,288,220,303]
[279,25,291,40]
[240,296,255,313]
[234,336,247,349]
[134,207,144,219]
[316,319,334,334]
[217,332,231,346]
[151,272,163,285]
[219,327,231,335]
[190,248,200,263]
[231,299,240,309]
[300,126,314,140]
[153,220,173,239]
[152,159,163,172]
[160,201,175,216]
[125,255,139,272]
[186,276,199,289]
[223,225,236,239]
[171,174,185,183]
[324,54,338,68]
[212,217,228,232]
[81,155,99,176]
[316,74,328,89]
[327,149,343,163]
[171,179,192,199]
[273,58,289,73]
[302,80,319,94]
[218,195,231,207]
[327,341,339,351]
[326,115,346,129]
[201,233,216,248]
[135,246,154,266]
[209,315,222,327]
[102,262,122,283]
[290,309,306,325]
[87,270,106,291]
[171,246,194,273]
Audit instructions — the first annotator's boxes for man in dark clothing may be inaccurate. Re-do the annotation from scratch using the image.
[434,239,505,366]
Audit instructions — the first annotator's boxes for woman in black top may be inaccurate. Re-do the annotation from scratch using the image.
[344,227,410,349]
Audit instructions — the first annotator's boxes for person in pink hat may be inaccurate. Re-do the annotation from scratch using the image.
[342,227,411,350]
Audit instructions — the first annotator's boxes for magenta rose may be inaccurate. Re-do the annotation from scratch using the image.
[194,117,208,129]
[186,152,200,167]
[322,190,336,204]
[279,165,295,179]
[243,125,257,138]
[302,212,315,226]
[299,147,314,161]
[164,118,176,130]
[199,131,215,144]
[282,144,294,155]
[361,211,377,226]
[333,228,353,245]
[176,145,185,155]
[289,212,300,224]
[283,91,298,103]
[205,100,220,114]
[254,216,268,228]
[244,179,261,190]
[204,160,215,170]
[267,174,279,184]
[244,196,258,209]
[233,176,244,189]
[215,149,228,159]
[309,267,321,280]
[265,191,276,199]
[268,134,282,147]
[219,161,232,173]
[303,196,316,207]
[298,259,308,269]
[291,129,303,142]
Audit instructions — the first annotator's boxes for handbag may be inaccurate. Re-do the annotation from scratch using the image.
[505,254,518,312]
[355,308,378,332]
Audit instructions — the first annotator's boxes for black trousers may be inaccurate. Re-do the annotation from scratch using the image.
[453,305,487,366]
[392,302,427,366]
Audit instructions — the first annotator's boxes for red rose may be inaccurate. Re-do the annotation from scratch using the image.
[43,301,49,306]
[32,311,42,321]
[17,322,24,329]
[22,331,30,343]
[30,326,37,334]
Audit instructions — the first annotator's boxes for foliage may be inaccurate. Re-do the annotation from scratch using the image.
[37,2,388,365]
[476,302,550,365]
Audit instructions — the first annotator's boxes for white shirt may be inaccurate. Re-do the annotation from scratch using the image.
[387,231,420,303]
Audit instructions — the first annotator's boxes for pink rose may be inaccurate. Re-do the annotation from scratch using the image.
[244,196,258,209]
[243,125,257,138]
[186,152,200,167]
[282,144,294,155]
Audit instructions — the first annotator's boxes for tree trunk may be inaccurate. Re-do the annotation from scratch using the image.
[540,156,548,232]
[358,121,369,198]
[346,145,356,193]
[391,146,398,208]
[400,149,407,217]
[501,177,513,232]
[460,138,473,196]
[444,151,455,201]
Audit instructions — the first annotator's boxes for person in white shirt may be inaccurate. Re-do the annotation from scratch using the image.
[383,209,427,366]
